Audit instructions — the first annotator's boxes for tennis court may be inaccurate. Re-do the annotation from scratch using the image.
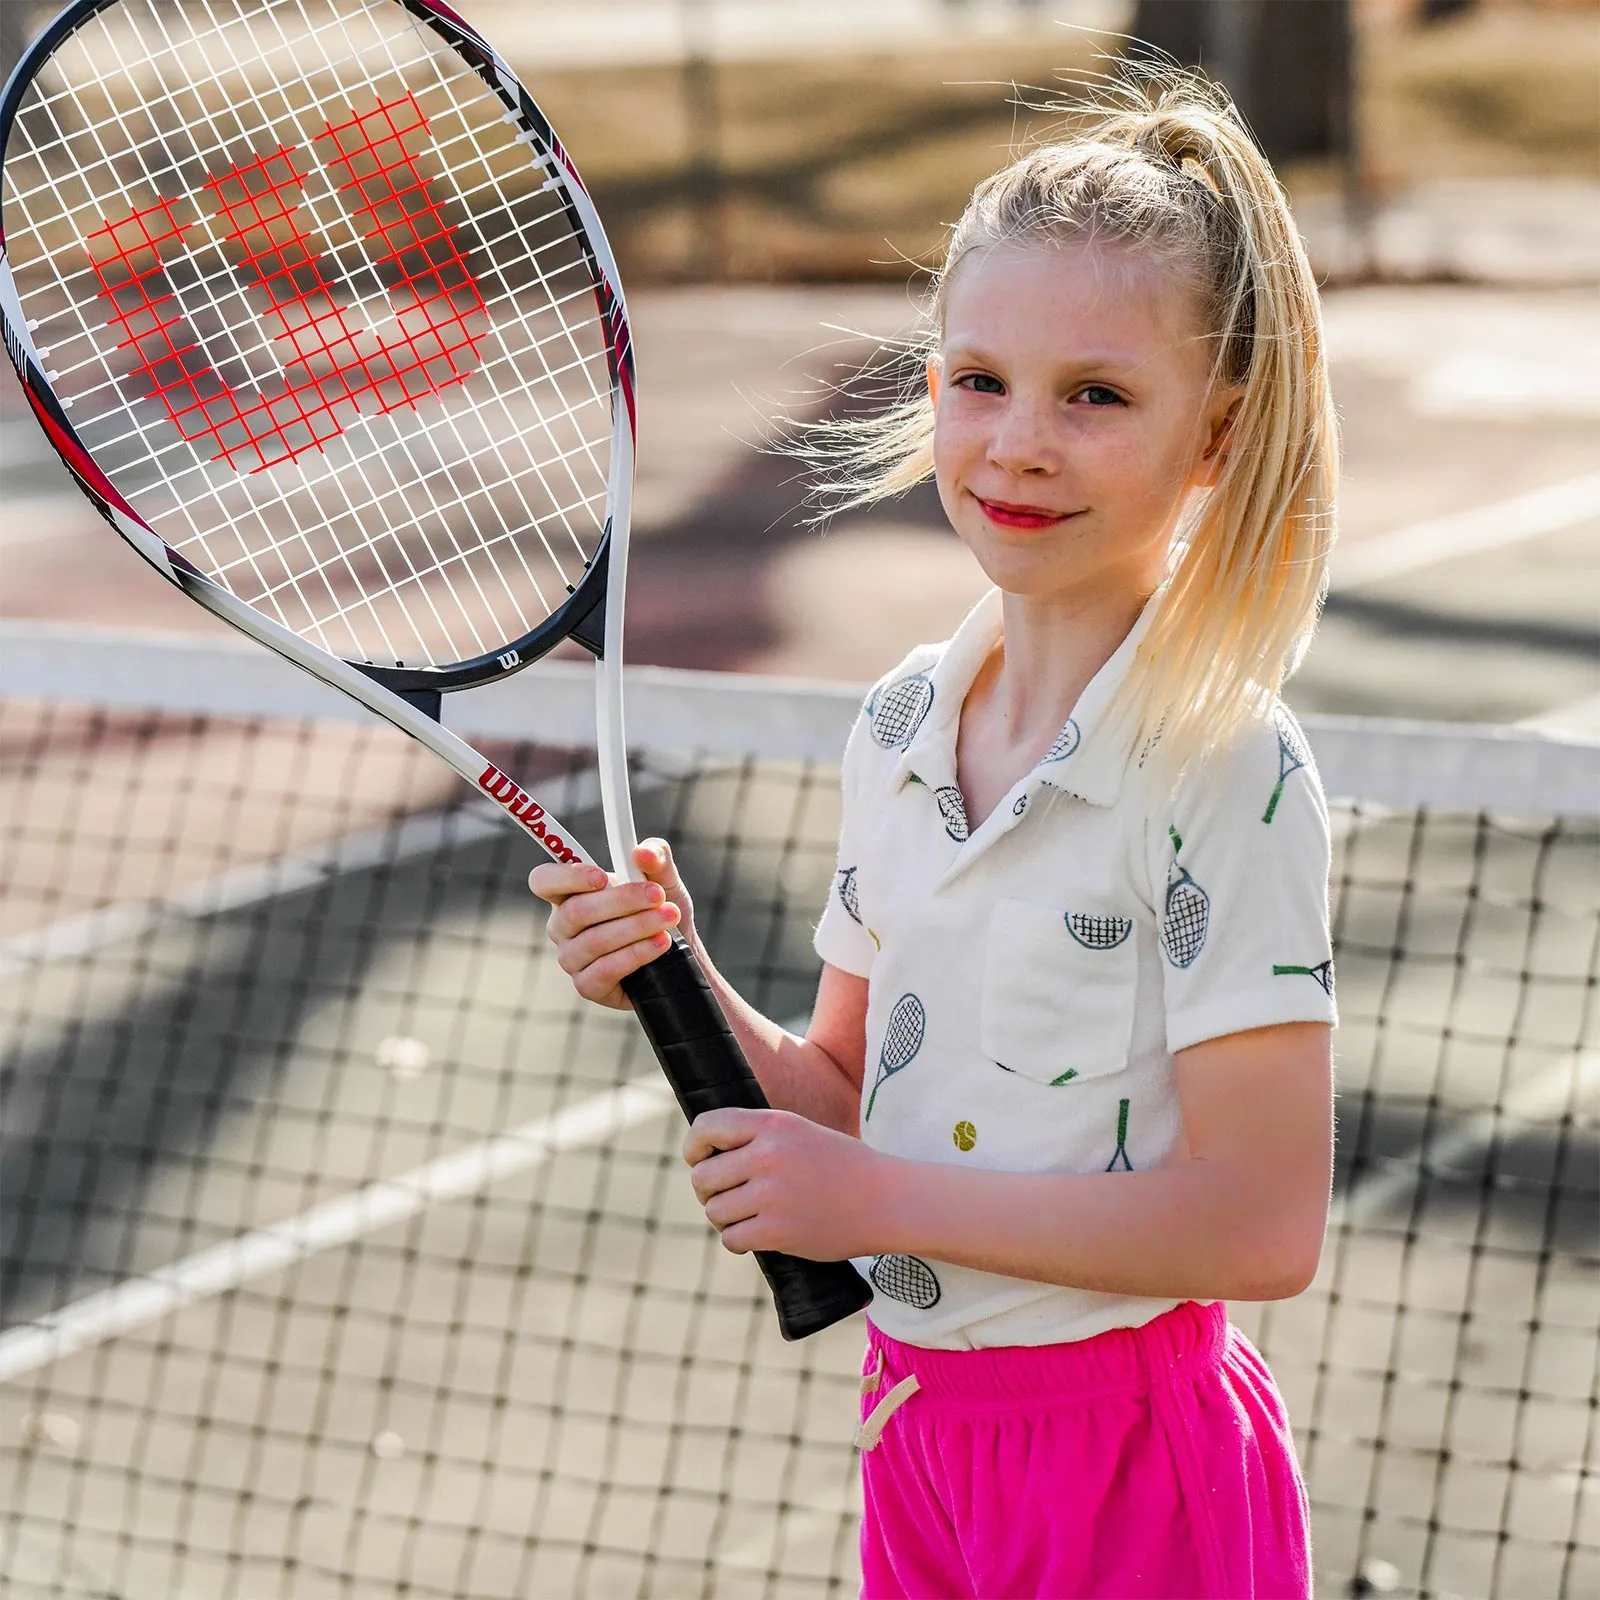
[1,631,1595,1599]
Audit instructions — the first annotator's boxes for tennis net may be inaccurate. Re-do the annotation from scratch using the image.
[1,622,1595,1600]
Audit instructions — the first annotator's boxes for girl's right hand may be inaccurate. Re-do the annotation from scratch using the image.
[528,838,689,1010]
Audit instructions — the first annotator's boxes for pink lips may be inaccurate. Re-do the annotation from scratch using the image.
[975,495,1076,530]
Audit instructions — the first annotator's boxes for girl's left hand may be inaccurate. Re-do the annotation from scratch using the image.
[684,1108,887,1262]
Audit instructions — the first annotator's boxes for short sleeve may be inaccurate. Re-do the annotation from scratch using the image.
[813,704,880,979]
[1149,704,1338,1054]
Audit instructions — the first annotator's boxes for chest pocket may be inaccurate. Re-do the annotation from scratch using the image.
[981,897,1139,1087]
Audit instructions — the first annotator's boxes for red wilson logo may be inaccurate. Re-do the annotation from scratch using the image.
[88,93,487,475]
[477,763,581,864]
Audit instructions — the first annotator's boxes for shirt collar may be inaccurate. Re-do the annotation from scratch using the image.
[890,587,1158,810]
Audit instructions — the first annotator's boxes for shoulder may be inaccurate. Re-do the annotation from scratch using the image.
[1164,699,1328,842]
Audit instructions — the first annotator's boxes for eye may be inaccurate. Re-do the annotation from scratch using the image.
[955,372,1005,395]
[1076,384,1124,407]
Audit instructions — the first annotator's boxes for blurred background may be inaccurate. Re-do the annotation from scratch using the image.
[2,0,1597,723]
[0,8,1596,1600]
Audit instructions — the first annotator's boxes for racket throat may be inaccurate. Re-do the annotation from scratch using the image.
[564,543,611,660]
[394,688,443,722]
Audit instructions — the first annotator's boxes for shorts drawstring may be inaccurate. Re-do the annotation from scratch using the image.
[855,1373,921,1451]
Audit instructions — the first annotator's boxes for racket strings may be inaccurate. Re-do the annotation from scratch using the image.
[4,0,620,669]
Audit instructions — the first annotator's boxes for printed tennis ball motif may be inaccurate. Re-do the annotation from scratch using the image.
[934,785,969,842]
[1065,912,1132,950]
[1274,960,1336,996]
[870,1254,942,1309]
[869,674,934,750]
[864,994,926,1120]
[1263,705,1310,823]
[1160,826,1209,968]
[952,1120,976,1151]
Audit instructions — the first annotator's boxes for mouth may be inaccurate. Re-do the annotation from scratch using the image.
[973,495,1082,531]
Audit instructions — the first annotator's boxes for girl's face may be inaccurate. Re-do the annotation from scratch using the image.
[931,241,1236,607]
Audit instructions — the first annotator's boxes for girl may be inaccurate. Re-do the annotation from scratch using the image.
[532,72,1337,1600]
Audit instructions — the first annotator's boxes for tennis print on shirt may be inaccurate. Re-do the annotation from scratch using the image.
[870,1253,942,1309]
[1042,718,1082,763]
[1274,959,1336,996]
[836,866,862,923]
[934,785,970,842]
[864,994,926,1121]
[869,673,934,750]
[1263,705,1310,824]
[1160,826,1210,968]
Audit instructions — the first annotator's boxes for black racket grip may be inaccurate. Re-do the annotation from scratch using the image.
[620,934,873,1341]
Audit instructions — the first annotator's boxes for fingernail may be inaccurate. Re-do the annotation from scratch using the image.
[648,885,665,905]
[589,870,607,889]
[653,931,671,949]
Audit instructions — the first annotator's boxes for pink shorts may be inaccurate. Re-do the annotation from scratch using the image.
[857,1300,1311,1599]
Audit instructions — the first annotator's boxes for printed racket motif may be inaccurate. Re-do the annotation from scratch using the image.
[870,1254,941,1310]
[1042,719,1082,763]
[864,993,926,1120]
[869,674,934,750]
[934,785,969,842]
[1273,960,1336,996]
[1263,706,1311,823]
[1160,826,1210,968]
[836,866,862,924]
[1066,912,1133,950]
[1106,1098,1134,1172]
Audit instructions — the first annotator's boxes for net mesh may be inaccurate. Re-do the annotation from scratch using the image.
[0,684,1595,1599]
[3,0,614,668]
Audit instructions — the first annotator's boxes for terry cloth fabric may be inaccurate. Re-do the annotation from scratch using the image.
[814,589,1337,1349]
[857,1300,1313,1600]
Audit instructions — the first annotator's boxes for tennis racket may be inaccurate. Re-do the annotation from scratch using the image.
[0,0,869,1341]
[1263,705,1310,823]
[863,992,926,1121]
[868,1253,941,1310]
[1160,826,1210,968]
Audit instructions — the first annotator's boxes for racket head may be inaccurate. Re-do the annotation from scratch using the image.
[879,993,926,1073]
[1066,912,1132,950]
[1161,868,1210,967]
[934,784,968,842]
[868,673,933,751]
[0,0,632,694]
[869,1253,941,1310]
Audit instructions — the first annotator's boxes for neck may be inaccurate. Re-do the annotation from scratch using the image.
[983,581,1152,745]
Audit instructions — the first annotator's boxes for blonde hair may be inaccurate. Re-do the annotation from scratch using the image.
[799,69,1338,782]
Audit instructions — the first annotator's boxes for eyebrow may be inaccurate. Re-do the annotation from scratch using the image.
[942,340,1150,372]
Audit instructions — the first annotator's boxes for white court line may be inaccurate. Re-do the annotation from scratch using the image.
[1330,471,1600,591]
[0,803,502,981]
[1330,1048,1599,1230]
[0,1074,677,1384]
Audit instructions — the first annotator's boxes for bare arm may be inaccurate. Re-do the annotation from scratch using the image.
[688,1021,1334,1302]
[529,838,868,1133]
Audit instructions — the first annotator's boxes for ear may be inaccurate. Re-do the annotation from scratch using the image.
[1193,391,1242,489]
[926,357,942,407]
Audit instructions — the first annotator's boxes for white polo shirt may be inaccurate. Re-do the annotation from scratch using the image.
[814,590,1337,1350]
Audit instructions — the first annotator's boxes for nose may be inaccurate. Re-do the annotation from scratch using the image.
[985,394,1061,476]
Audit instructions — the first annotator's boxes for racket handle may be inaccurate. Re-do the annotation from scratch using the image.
[620,934,873,1341]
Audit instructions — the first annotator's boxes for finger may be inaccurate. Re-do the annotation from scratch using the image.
[683,1108,765,1166]
[528,861,607,906]
[557,901,680,976]
[703,1183,761,1234]
[634,838,680,891]
[570,926,674,1004]
[548,879,672,944]
[688,1147,749,1204]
